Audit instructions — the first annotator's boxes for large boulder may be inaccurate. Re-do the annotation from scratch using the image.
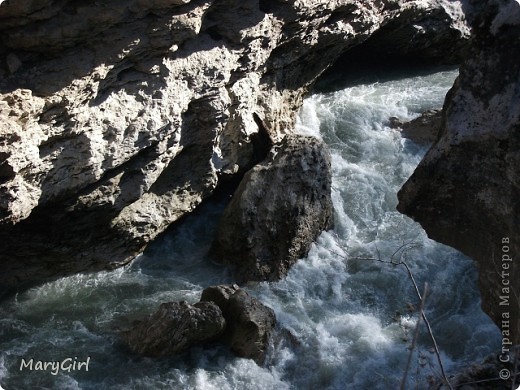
[211,135,333,282]
[122,301,226,357]
[398,0,520,344]
[201,285,276,364]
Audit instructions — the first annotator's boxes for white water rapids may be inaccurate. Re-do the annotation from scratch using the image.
[0,69,501,389]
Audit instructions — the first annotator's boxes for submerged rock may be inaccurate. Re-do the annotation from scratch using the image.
[123,285,275,364]
[393,109,443,145]
[398,0,520,344]
[211,135,333,282]
[122,301,226,357]
[201,285,276,364]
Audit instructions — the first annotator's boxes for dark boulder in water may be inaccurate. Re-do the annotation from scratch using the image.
[391,109,443,145]
[122,301,226,357]
[201,284,276,364]
[211,135,333,282]
[122,285,275,364]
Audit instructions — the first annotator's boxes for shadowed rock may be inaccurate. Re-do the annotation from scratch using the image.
[211,135,333,282]
[0,0,471,295]
[122,301,226,357]
[429,352,517,389]
[390,109,443,145]
[201,284,276,364]
[123,285,275,364]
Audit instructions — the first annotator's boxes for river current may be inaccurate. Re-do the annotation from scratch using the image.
[0,69,501,389]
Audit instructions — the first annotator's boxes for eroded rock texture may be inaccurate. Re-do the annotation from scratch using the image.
[398,0,520,344]
[212,135,333,281]
[0,0,470,293]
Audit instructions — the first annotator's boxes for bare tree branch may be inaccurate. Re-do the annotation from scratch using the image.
[401,282,428,390]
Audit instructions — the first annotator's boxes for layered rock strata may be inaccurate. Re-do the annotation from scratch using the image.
[0,0,470,293]
[398,0,520,344]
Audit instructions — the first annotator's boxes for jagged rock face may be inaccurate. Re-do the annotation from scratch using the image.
[0,0,470,293]
[212,135,333,281]
[122,300,226,357]
[201,284,276,364]
[398,0,520,344]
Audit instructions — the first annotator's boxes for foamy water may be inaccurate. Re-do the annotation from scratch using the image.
[0,69,501,389]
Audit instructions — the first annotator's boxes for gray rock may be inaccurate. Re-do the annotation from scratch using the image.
[200,284,239,311]
[122,301,226,357]
[399,109,443,144]
[388,116,405,129]
[398,0,520,344]
[212,135,333,282]
[347,1,470,64]
[201,285,276,364]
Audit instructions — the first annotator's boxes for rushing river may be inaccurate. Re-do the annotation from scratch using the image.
[0,69,501,389]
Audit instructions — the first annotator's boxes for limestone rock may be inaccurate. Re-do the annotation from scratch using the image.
[398,0,520,344]
[346,0,471,64]
[212,135,333,282]
[201,285,276,364]
[0,0,471,293]
[122,300,226,357]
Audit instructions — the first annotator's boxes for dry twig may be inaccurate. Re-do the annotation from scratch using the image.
[401,282,428,390]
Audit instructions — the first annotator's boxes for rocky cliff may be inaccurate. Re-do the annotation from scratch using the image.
[398,0,520,344]
[0,0,469,293]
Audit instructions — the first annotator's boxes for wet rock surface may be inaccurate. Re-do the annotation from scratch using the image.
[122,300,226,357]
[429,352,518,389]
[390,109,443,145]
[123,285,275,364]
[201,284,276,364]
